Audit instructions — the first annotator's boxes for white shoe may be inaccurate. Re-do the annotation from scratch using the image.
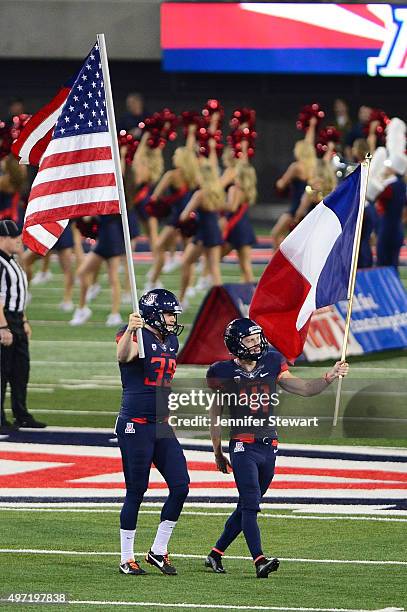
[121,292,132,305]
[69,306,92,326]
[185,286,196,299]
[195,275,211,291]
[86,283,101,303]
[163,256,181,273]
[59,301,74,312]
[181,298,189,311]
[105,313,123,327]
[31,270,53,285]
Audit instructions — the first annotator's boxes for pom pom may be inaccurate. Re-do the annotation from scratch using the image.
[177,211,198,238]
[139,109,178,149]
[118,129,139,165]
[315,125,341,157]
[296,103,325,132]
[227,107,257,159]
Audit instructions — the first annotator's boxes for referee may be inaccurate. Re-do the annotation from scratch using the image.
[0,220,45,431]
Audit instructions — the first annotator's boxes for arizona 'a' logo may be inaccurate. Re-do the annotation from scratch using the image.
[144,293,157,306]
[367,7,407,77]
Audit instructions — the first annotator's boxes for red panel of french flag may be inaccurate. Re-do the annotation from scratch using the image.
[250,165,365,362]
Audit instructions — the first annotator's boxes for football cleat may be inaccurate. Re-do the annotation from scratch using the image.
[205,553,226,574]
[145,550,177,575]
[256,556,280,578]
[119,559,146,575]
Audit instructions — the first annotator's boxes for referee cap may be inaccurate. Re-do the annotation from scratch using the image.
[0,220,21,237]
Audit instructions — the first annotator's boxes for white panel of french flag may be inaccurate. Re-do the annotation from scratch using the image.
[250,165,365,361]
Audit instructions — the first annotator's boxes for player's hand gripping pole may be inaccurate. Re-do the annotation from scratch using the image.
[97,33,145,357]
[333,154,372,426]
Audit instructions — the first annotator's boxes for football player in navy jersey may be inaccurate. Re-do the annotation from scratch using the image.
[205,318,349,578]
[115,289,189,576]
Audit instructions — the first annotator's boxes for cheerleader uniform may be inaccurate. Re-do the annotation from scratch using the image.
[167,185,191,227]
[53,221,75,251]
[0,191,19,222]
[193,209,223,248]
[289,178,307,216]
[93,214,126,259]
[128,207,140,240]
[376,176,406,270]
[133,183,153,222]
[222,203,256,249]
[357,203,376,269]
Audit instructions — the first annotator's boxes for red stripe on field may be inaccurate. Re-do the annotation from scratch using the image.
[29,173,117,199]
[40,147,113,170]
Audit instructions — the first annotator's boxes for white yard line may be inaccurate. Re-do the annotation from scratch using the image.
[0,549,405,566]
[64,601,405,612]
[0,507,406,522]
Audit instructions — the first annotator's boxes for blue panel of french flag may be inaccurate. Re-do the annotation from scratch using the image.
[250,166,365,361]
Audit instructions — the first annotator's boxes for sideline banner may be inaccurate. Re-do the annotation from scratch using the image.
[178,268,407,364]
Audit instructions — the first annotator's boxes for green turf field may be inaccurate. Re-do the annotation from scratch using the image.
[2,258,405,446]
[0,506,405,611]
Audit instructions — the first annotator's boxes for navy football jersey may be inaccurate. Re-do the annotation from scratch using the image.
[206,347,288,438]
[116,327,178,420]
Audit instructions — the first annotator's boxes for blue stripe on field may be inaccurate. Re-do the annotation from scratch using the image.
[1,430,407,463]
[0,496,406,507]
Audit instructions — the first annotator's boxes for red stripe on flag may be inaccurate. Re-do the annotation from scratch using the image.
[11,87,70,162]
[22,229,50,256]
[29,173,117,199]
[28,130,54,166]
[24,200,120,228]
[41,221,65,238]
[249,249,311,362]
[40,146,113,170]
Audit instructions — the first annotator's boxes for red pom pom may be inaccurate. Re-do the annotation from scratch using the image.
[363,108,390,140]
[296,103,325,132]
[227,107,257,159]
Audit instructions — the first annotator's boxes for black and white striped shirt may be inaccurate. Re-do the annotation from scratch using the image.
[0,249,28,313]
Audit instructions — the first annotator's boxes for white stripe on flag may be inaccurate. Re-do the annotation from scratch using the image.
[26,186,119,216]
[280,201,342,330]
[33,160,116,185]
[25,220,68,250]
[18,102,66,165]
[41,132,111,156]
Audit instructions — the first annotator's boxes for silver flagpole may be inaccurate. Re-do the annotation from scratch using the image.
[332,155,371,426]
[97,33,145,357]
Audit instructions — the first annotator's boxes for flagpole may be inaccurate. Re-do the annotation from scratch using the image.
[97,33,145,358]
[333,154,372,426]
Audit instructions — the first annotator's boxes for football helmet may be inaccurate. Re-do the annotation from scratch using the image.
[139,289,183,337]
[224,318,268,361]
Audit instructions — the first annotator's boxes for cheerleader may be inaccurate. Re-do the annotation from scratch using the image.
[0,154,26,224]
[222,162,257,283]
[271,118,317,246]
[294,145,337,222]
[131,131,163,252]
[375,119,407,272]
[178,155,224,307]
[146,137,200,291]
[69,213,128,326]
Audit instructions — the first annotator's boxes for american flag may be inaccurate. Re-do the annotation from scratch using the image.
[13,42,120,255]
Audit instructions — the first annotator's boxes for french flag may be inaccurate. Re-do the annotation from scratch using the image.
[250,165,366,362]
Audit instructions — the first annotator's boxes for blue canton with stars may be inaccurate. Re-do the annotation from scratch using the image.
[54,43,109,140]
